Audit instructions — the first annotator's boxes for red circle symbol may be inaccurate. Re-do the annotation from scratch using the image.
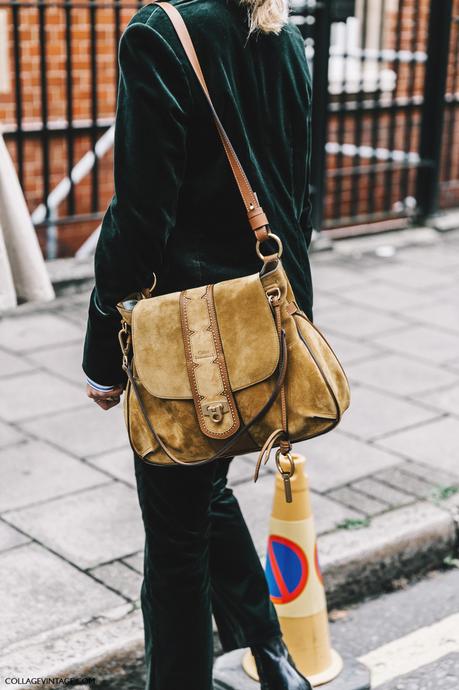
[314,542,323,584]
[265,535,309,604]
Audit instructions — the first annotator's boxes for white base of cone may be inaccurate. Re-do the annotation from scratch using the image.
[242,648,343,687]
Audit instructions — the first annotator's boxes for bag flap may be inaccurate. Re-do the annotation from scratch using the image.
[131,272,280,400]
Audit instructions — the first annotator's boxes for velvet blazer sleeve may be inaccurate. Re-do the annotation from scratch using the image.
[83,15,191,385]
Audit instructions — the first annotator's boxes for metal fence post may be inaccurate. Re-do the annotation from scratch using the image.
[416,0,453,220]
[310,0,332,231]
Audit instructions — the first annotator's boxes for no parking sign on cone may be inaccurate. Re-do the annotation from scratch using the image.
[243,453,343,687]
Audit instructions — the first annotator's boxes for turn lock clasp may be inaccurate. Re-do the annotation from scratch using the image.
[203,401,229,423]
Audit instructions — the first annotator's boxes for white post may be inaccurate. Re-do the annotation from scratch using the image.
[0,128,55,303]
[0,219,17,311]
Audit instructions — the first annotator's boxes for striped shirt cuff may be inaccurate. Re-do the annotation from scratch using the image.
[86,377,118,392]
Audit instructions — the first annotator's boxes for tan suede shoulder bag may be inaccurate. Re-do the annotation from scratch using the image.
[117,1,350,501]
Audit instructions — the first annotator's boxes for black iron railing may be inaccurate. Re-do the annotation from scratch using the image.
[1,0,458,256]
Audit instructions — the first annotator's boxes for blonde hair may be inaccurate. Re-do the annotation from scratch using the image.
[239,0,288,35]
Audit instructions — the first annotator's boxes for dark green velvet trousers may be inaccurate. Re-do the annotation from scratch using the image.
[134,455,280,690]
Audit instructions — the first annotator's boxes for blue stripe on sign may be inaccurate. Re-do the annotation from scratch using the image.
[265,552,282,599]
[272,541,303,594]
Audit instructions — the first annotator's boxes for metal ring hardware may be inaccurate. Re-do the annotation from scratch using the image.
[256,232,284,261]
[275,449,295,478]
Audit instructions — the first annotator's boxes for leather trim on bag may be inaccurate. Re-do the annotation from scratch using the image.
[179,286,240,439]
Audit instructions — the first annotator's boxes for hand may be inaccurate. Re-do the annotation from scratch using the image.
[86,384,124,410]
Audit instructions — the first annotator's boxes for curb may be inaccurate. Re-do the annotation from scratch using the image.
[320,500,457,608]
[1,501,458,687]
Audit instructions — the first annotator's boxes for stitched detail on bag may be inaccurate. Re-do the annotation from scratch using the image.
[179,286,240,440]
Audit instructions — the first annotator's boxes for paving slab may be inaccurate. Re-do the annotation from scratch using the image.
[0,441,109,513]
[232,474,273,555]
[347,353,458,396]
[227,455,259,484]
[88,447,136,486]
[234,474,362,556]
[0,542,123,649]
[0,370,83,422]
[5,482,144,569]
[0,347,36,377]
[339,280,433,312]
[408,301,459,335]
[396,243,459,271]
[0,313,81,352]
[401,460,459,487]
[0,519,30,552]
[375,417,459,476]
[337,384,439,441]
[445,357,459,374]
[375,325,459,364]
[310,264,369,292]
[122,551,144,574]
[21,403,128,458]
[327,485,388,516]
[0,420,26,448]
[316,303,409,340]
[351,477,414,508]
[316,333,382,366]
[90,561,142,601]
[0,606,144,682]
[373,263,455,291]
[294,433,399,492]
[414,383,459,416]
[312,492,362,534]
[375,467,436,500]
[27,342,86,385]
[427,282,459,308]
[311,289,345,314]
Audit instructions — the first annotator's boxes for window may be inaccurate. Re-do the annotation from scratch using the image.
[328,0,397,95]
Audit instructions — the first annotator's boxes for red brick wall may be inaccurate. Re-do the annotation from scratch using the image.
[0,2,136,256]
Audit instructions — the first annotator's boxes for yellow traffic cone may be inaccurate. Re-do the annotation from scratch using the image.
[242,453,342,687]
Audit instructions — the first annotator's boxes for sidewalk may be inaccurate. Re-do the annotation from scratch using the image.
[1,227,459,682]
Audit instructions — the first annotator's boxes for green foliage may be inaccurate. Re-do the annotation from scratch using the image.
[336,517,371,530]
[431,485,459,504]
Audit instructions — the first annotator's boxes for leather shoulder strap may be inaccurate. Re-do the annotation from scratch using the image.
[155,1,270,242]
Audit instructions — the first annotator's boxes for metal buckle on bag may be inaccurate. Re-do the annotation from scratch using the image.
[266,287,281,305]
[118,322,131,370]
[202,401,229,423]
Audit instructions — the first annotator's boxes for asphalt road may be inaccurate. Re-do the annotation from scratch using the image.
[330,566,459,690]
[92,565,459,689]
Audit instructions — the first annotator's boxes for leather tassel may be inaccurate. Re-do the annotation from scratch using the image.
[253,428,286,482]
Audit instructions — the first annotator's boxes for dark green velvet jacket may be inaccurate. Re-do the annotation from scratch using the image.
[83,0,313,385]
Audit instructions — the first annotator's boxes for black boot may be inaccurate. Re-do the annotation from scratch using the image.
[251,637,313,690]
